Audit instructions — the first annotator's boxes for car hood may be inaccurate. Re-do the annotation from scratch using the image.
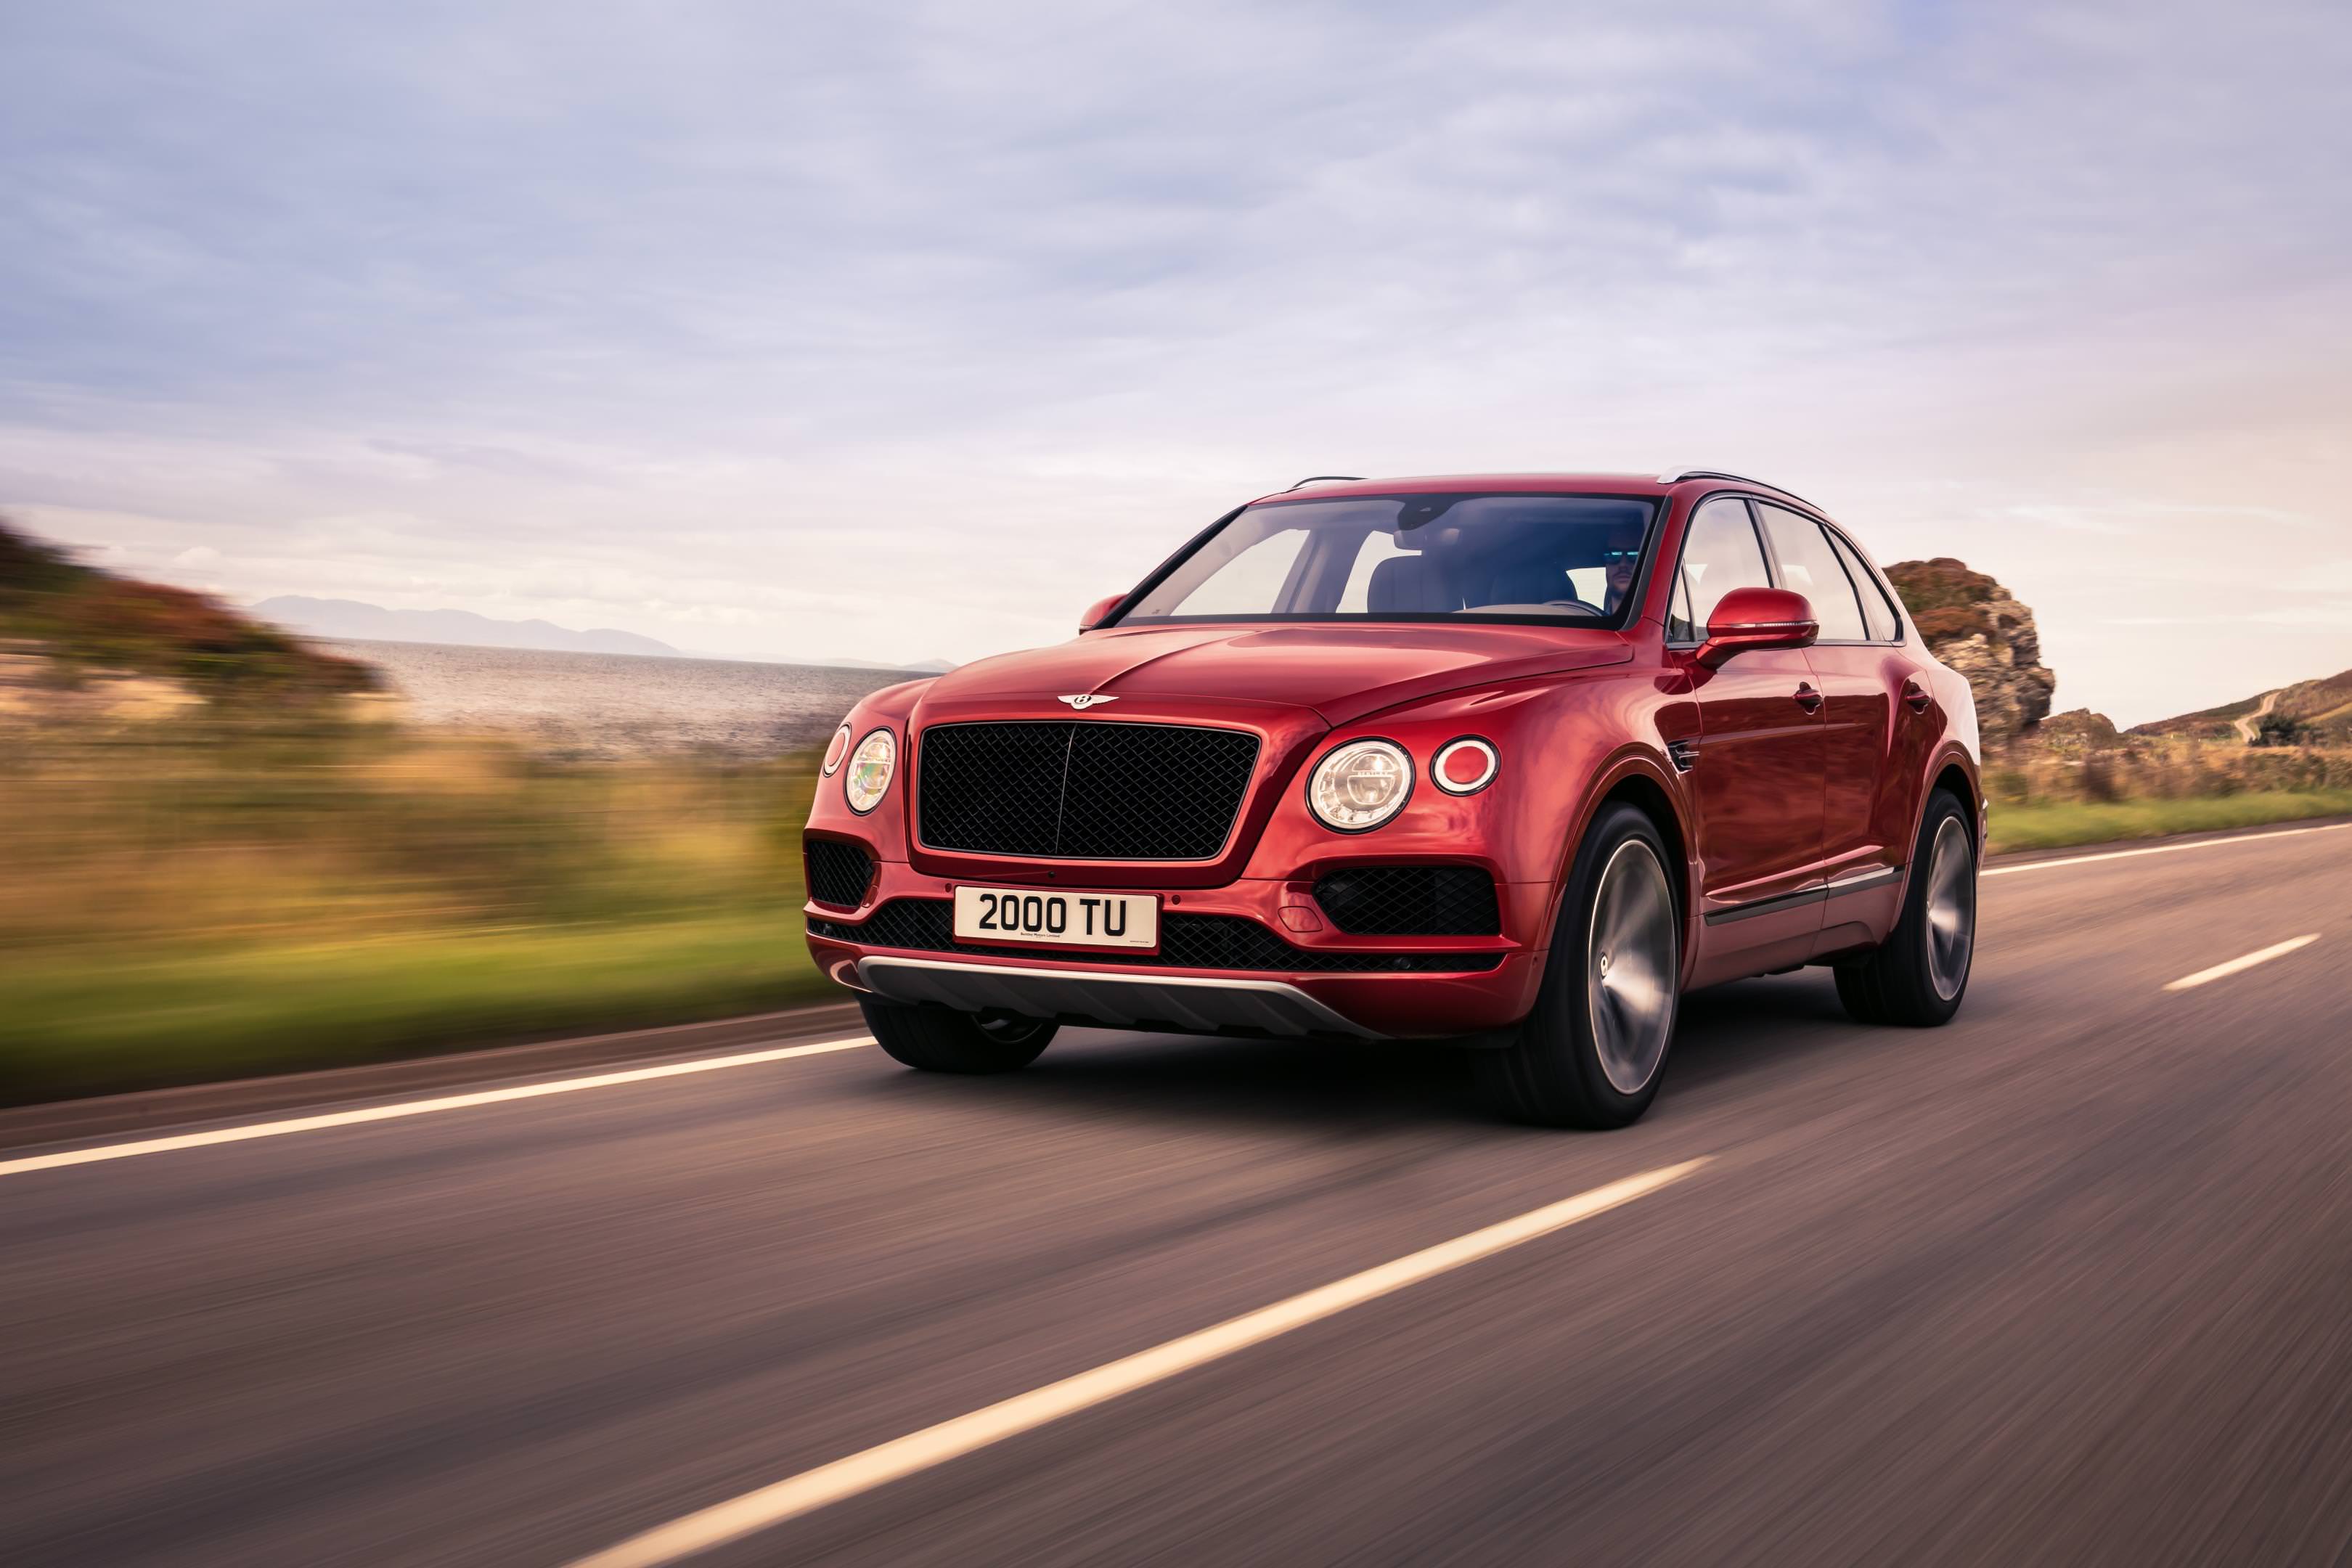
[918,622,1633,727]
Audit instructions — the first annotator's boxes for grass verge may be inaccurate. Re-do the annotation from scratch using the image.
[1986,789,2352,854]
[0,914,831,1106]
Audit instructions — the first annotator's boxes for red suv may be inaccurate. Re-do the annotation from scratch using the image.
[803,471,1981,1127]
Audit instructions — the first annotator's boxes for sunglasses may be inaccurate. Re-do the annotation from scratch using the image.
[1601,549,1641,564]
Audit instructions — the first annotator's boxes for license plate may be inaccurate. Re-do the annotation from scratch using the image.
[952,886,1159,951]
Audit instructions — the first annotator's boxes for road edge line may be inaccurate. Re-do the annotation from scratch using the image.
[0,1037,874,1178]
[1985,820,2351,878]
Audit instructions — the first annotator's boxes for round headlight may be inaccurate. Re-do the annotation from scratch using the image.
[1308,739,1413,832]
[820,722,853,776]
[843,728,895,814]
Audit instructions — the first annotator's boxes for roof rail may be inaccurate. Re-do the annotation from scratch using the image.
[1655,469,1817,509]
[1280,474,1365,492]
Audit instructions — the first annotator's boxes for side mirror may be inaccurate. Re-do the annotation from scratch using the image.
[1696,587,1818,668]
[1079,593,1125,632]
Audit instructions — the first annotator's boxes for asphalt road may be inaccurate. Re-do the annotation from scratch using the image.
[7,823,2351,1567]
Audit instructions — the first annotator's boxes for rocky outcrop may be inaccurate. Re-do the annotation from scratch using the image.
[1882,558,2056,751]
[2031,707,2123,756]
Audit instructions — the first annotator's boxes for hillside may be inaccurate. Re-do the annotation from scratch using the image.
[253,596,680,658]
[1882,558,2056,749]
[2131,669,2352,746]
[0,518,375,706]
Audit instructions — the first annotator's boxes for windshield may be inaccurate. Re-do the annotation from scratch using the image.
[1116,493,1657,626]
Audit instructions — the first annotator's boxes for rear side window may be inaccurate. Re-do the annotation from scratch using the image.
[1757,505,1867,642]
[1670,497,1774,640]
[1827,529,1903,642]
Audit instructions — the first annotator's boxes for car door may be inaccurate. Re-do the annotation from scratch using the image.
[1754,505,1892,886]
[1825,523,1942,873]
[1666,497,1828,953]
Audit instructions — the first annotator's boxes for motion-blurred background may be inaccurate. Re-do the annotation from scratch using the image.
[4,1,2348,1103]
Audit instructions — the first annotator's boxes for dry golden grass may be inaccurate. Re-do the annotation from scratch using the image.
[0,717,826,1100]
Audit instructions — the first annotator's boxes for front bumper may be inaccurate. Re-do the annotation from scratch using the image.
[802,858,1547,1040]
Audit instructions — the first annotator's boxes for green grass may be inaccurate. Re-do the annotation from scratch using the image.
[0,913,833,1105]
[1987,789,2352,854]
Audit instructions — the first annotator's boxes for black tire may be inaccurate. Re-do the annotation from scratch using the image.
[859,998,1057,1074]
[1834,789,1976,1026]
[1477,802,1682,1129]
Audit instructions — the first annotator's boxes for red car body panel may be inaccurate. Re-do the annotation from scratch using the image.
[803,473,1980,1040]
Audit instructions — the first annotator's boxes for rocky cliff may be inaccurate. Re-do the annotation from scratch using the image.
[1882,558,2056,751]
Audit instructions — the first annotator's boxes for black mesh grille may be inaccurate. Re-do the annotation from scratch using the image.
[809,899,1505,973]
[918,722,1259,860]
[803,838,876,909]
[1313,866,1502,936]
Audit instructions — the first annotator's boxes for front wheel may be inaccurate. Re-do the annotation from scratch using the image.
[859,998,1057,1073]
[1834,789,1976,1026]
[1477,802,1682,1128]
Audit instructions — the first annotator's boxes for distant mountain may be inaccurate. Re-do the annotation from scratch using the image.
[252,597,680,658]
[811,656,959,674]
[2131,668,2352,746]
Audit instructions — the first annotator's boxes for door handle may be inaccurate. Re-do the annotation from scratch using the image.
[1901,679,1932,714]
[1793,682,1824,714]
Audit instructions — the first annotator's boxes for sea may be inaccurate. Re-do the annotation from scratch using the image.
[330,640,939,759]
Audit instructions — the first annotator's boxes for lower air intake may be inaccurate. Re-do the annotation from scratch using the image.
[1312,866,1503,936]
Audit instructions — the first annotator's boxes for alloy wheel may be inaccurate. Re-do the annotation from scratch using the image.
[1587,838,1678,1094]
[1924,815,1976,1001]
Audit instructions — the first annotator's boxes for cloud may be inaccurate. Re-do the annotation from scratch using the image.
[1,0,2348,723]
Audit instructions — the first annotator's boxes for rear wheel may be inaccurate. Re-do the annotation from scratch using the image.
[1834,790,1976,1026]
[1477,802,1681,1128]
[859,999,1057,1074]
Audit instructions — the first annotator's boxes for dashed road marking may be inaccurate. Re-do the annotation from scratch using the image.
[565,1158,1710,1568]
[2164,935,2321,992]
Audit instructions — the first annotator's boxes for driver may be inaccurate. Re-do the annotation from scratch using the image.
[1600,529,1643,614]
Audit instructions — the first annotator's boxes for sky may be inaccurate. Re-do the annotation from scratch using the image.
[1,0,2346,727]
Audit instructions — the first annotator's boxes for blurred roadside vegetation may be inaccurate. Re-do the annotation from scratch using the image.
[1982,716,2352,851]
[3,515,822,1103]
[0,719,825,1103]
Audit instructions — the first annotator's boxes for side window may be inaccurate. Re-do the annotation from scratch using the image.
[1828,529,1903,642]
[1757,505,1867,642]
[1672,497,1773,640]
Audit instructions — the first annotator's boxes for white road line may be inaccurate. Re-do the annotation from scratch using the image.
[1985,820,2351,878]
[0,1037,875,1178]
[2164,935,2322,992]
[565,1158,1710,1568]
